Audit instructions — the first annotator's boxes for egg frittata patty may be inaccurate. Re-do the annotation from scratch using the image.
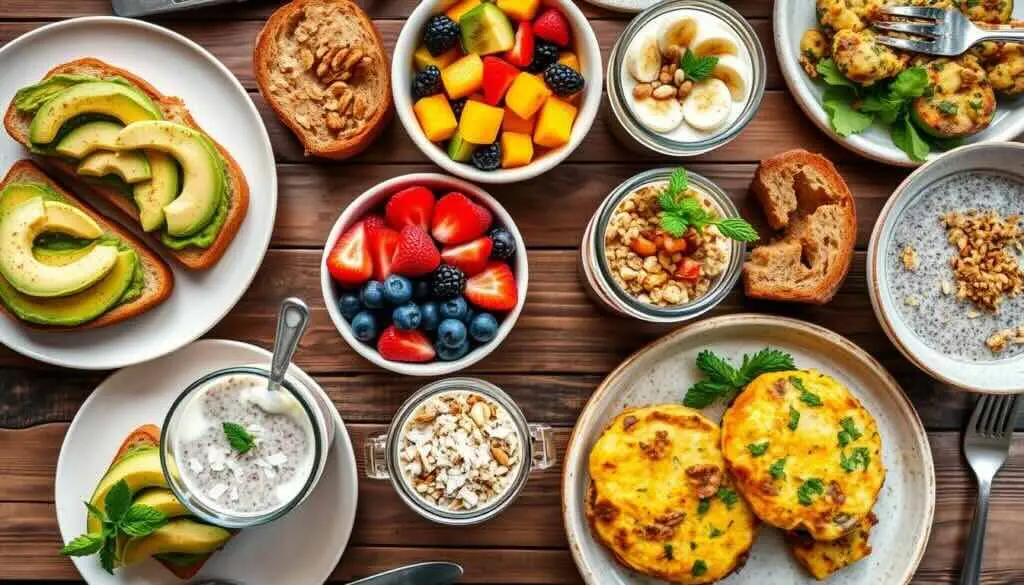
[786,512,878,580]
[959,0,1013,24]
[911,55,996,138]
[831,29,909,86]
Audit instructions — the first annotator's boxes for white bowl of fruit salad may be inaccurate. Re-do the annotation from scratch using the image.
[320,173,528,376]
[393,0,602,183]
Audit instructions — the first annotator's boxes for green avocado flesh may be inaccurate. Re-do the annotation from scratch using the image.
[134,150,180,232]
[86,447,166,534]
[78,150,152,184]
[29,81,162,145]
[132,488,189,519]
[447,130,477,162]
[54,120,124,159]
[121,519,231,566]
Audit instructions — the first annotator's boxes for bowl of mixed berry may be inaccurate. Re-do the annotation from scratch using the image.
[392,0,603,183]
[320,173,528,375]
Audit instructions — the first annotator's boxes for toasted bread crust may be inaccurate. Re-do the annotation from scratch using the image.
[0,161,173,330]
[3,58,249,270]
[253,0,392,159]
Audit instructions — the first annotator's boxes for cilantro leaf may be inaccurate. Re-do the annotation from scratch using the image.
[60,533,105,557]
[697,499,710,516]
[816,59,857,89]
[823,86,874,137]
[223,422,256,454]
[791,376,822,407]
[769,457,787,480]
[659,213,688,238]
[788,406,801,431]
[837,417,862,447]
[692,560,708,577]
[709,526,724,538]
[891,67,929,98]
[717,487,739,509]
[680,49,718,82]
[695,350,741,386]
[715,218,760,242]
[668,168,688,195]
[891,114,930,162]
[683,348,795,408]
[797,478,825,506]
[859,90,904,125]
[656,167,758,242]
[738,348,795,382]
[119,505,168,538]
[104,480,132,524]
[747,442,770,457]
[683,380,734,408]
[840,447,871,472]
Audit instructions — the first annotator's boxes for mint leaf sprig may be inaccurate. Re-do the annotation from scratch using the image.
[657,168,758,243]
[680,49,719,82]
[683,347,796,408]
[223,421,256,454]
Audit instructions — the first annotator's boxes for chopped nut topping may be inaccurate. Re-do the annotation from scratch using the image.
[941,210,1024,313]
[986,324,1024,353]
[900,244,920,272]
[685,464,722,499]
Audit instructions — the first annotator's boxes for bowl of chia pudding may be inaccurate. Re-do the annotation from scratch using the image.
[160,365,332,528]
[868,142,1024,393]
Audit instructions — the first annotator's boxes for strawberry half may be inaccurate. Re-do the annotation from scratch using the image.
[482,56,520,106]
[533,8,570,48]
[465,262,518,311]
[441,237,494,276]
[367,225,400,281]
[432,192,493,245]
[377,326,436,363]
[327,221,373,287]
[363,214,387,234]
[504,22,535,68]
[386,186,435,231]
[391,225,441,277]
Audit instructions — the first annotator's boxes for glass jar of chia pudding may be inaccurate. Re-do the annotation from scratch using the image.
[365,378,556,525]
[161,365,333,529]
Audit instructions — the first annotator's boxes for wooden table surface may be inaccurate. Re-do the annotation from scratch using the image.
[0,1,1022,583]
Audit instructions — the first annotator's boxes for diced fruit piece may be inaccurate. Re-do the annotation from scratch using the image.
[367,224,400,281]
[504,22,535,68]
[629,235,657,257]
[543,63,584,97]
[327,221,372,287]
[415,45,461,71]
[442,53,484,100]
[505,72,552,120]
[424,15,462,56]
[471,142,502,171]
[482,56,520,106]
[459,100,505,144]
[377,326,436,362]
[391,225,442,277]
[533,8,571,47]
[675,257,701,281]
[414,94,458,141]
[533,97,577,148]
[528,39,560,73]
[448,129,478,162]
[502,107,536,134]
[459,3,516,56]
[432,192,493,245]
[558,51,580,72]
[412,65,444,100]
[488,226,517,259]
[500,131,534,168]
[386,186,435,231]
[497,0,541,21]
[465,262,518,311]
[445,0,481,22]
[441,237,494,276]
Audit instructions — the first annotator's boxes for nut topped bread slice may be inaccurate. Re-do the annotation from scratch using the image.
[743,149,857,304]
[255,0,392,159]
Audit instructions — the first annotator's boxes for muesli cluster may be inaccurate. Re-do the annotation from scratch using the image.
[398,390,522,511]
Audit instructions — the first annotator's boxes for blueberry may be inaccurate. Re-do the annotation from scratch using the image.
[392,302,422,330]
[360,280,386,309]
[421,301,441,331]
[351,311,378,342]
[440,296,469,321]
[383,275,414,305]
[338,294,361,321]
[437,318,468,348]
[435,339,471,361]
[488,227,516,260]
[469,312,499,343]
[414,279,432,300]
[461,306,475,324]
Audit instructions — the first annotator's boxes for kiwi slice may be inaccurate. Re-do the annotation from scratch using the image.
[459,3,515,56]
[447,129,477,162]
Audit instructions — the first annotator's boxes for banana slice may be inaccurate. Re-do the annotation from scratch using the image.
[631,96,684,133]
[682,78,732,132]
[658,17,698,55]
[692,36,739,58]
[711,56,747,102]
[627,33,662,83]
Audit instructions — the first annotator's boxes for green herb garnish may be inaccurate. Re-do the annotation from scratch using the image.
[797,478,825,506]
[657,168,758,242]
[697,499,711,516]
[692,560,708,577]
[788,406,801,431]
[837,417,862,448]
[791,376,822,407]
[683,347,795,408]
[747,442,770,457]
[840,447,871,472]
[769,457,787,480]
[223,421,256,454]
[664,544,675,560]
[717,487,739,509]
[709,526,724,538]
[680,49,719,82]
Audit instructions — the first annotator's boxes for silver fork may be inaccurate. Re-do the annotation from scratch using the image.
[875,5,1024,57]
[959,394,1021,585]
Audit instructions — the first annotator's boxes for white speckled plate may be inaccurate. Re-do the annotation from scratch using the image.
[563,314,935,584]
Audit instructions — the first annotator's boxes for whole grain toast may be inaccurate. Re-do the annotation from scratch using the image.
[742,149,857,304]
[3,58,250,270]
[0,160,173,330]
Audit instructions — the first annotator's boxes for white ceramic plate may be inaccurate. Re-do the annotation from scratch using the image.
[774,0,1024,167]
[0,18,276,369]
[563,314,935,585]
[55,339,358,585]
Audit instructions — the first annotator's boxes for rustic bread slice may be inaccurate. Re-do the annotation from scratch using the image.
[743,149,857,304]
[3,58,249,270]
[0,160,173,330]
[254,0,392,159]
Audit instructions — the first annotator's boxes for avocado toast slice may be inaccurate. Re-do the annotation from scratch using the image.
[3,58,250,270]
[0,160,172,329]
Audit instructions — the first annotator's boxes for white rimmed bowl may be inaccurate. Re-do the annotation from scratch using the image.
[320,173,528,376]
[392,0,603,184]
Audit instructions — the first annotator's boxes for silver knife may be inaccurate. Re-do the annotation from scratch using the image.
[191,561,463,585]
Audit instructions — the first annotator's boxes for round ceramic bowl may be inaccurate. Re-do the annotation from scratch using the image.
[868,142,1024,393]
[392,0,603,184]
[320,173,529,376]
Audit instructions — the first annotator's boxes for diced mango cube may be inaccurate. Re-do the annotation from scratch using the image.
[445,0,481,22]
[504,72,552,120]
[533,97,577,149]
[502,107,536,134]
[414,94,458,142]
[500,132,534,168]
[442,54,484,100]
[497,0,540,21]
[558,52,580,72]
[415,45,461,71]
[459,100,505,144]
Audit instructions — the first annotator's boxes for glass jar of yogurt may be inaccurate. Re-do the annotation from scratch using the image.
[606,0,765,157]
[365,378,555,525]
[160,366,333,528]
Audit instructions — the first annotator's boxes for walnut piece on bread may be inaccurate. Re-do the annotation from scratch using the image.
[742,149,857,304]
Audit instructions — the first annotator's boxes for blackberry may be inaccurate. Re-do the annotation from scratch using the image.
[527,40,560,73]
[543,63,585,96]
[471,142,501,171]
[431,264,467,300]
[450,97,468,120]
[423,15,460,56]
[412,66,443,100]
[488,227,516,260]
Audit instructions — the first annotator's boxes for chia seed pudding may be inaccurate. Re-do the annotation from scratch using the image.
[885,171,1024,361]
[172,373,317,516]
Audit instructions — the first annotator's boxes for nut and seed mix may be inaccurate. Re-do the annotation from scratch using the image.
[941,210,1024,313]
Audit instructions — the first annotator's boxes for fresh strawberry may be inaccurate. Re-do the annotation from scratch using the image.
[441,237,494,276]
[377,326,435,363]
[533,8,570,48]
[432,192,491,245]
[465,262,518,311]
[391,225,441,277]
[504,22,535,68]
[675,258,701,281]
[385,186,435,231]
[368,225,400,281]
[482,56,521,106]
[363,214,387,234]
[327,221,372,287]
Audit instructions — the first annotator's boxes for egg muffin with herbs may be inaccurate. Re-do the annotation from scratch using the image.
[816,0,887,33]
[721,370,885,542]
[912,55,997,137]
[831,29,910,86]
[959,0,1013,23]
[785,512,878,579]
[974,40,1024,96]
[587,405,759,584]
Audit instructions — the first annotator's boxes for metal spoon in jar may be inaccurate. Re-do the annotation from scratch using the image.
[268,296,310,394]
